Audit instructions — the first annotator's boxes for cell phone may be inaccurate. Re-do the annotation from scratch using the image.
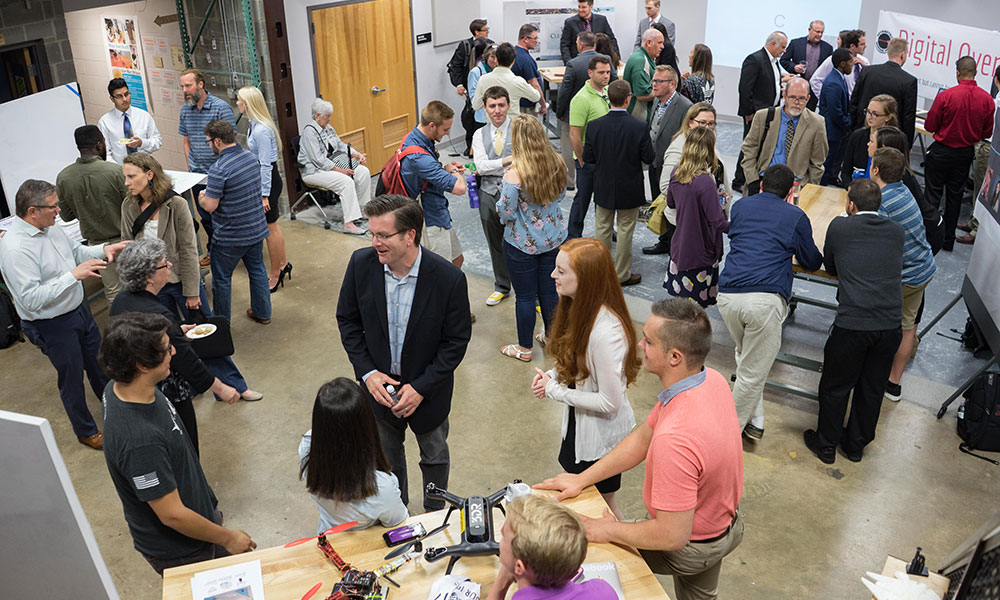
[383,522,426,547]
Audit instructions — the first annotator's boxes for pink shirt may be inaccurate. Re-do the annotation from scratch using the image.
[643,368,744,540]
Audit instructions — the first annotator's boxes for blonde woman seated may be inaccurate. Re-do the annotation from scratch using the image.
[298,98,371,235]
[531,238,639,520]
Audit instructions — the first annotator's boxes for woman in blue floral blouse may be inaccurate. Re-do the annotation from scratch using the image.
[497,114,568,362]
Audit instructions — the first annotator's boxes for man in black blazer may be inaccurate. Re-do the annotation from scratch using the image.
[733,32,788,191]
[584,80,655,286]
[779,20,833,110]
[336,195,472,511]
[849,37,918,148]
[560,0,620,65]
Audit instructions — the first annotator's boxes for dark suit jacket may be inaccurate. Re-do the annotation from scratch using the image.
[779,37,833,76]
[336,247,472,434]
[819,70,851,139]
[557,49,617,121]
[560,14,619,64]
[583,110,655,210]
[649,93,693,168]
[849,61,918,147]
[738,48,780,117]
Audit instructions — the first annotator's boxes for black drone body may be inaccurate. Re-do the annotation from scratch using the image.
[422,482,512,574]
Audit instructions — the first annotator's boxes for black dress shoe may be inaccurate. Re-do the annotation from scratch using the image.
[803,429,835,464]
[621,274,642,286]
[942,240,955,252]
[840,445,863,463]
[642,243,670,255]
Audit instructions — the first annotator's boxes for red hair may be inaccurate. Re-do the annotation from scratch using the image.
[547,238,641,386]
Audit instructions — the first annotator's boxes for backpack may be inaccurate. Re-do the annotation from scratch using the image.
[957,371,1000,465]
[0,288,23,349]
[962,316,990,357]
[376,143,430,198]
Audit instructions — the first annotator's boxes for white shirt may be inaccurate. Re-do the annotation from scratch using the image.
[98,105,163,165]
[471,116,512,176]
[770,55,782,106]
[810,54,869,100]
[544,307,637,462]
[470,67,540,114]
[0,217,106,320]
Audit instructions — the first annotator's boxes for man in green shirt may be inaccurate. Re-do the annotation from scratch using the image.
[56,125,128,302]
[624,28,663,121]
[568,55,611,238]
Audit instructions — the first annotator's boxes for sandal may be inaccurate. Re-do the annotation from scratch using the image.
[534,333,548,347]
[500,344,532,362]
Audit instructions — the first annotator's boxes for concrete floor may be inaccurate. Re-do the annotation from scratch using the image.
[1,216,997,600]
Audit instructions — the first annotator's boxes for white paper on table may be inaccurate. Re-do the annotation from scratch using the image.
[190,559,265,600]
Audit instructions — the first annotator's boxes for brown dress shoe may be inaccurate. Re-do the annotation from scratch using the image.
[78,431,103,450]
[957,222,973,233]
[956,234,975,245]
[246,308,271,324]
[621,274,642,286]
[199,255,211,267]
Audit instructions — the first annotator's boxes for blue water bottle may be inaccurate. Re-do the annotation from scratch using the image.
[465,163,480,208]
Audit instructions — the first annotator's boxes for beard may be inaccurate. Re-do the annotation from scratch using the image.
[184,89,202,106]
[785,104,804,117]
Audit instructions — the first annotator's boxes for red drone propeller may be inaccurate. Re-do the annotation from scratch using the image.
[284,521,359,548]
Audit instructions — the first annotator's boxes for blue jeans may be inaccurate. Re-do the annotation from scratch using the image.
[21,305,106,437]
[157,280,212,322]
[502,241,560,349]
[568,162,596,238]
[210,242,271,322]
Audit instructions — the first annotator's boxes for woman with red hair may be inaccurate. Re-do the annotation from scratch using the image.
[531,238,640,520]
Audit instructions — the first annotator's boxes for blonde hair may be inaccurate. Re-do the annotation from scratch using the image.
[673,127,717,184]
[505,495,587,588]
[238,86,282,151]
[510,114,566,205]
[122,152,173,208]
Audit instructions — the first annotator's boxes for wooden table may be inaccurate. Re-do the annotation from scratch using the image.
[538,66,565,85]
[162,487,670,600]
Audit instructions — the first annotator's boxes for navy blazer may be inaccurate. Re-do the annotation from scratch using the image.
[560,14,619,64]
[336,246,472,434]
[779,37,833,76]
[583,110,656,210]
[819,70,851,138]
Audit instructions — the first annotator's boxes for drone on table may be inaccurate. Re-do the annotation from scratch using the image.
[422,481,517,575]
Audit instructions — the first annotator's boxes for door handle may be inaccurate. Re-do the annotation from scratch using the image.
[371,86,387,95]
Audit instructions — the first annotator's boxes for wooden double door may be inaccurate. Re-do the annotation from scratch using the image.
[311,0,417,169]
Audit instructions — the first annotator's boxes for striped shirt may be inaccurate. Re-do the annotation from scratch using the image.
[205,145,269,246]
[178,93,236,174]
[384,248,422,376]
[878,181,936,286]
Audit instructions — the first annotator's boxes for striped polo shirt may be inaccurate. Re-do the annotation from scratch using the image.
[205,145,269,247]
[878,181,935,286]
[178,93,236,174]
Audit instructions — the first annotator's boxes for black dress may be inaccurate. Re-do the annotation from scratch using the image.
[839,128,871,188]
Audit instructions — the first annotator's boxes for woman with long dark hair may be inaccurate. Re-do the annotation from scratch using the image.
[680,44,715,104]
[531,238,639,520]
[298,378,408,534]
[594,33,620,80]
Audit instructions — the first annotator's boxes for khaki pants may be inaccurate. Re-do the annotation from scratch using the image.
[717,292,788,429]
[639,512,744,600]
[595,206,639,283]
[90,238,121,303]
[301,165,372,223]
[559,119,576,187]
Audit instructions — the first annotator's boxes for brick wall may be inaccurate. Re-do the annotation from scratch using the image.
[0,0,77,86]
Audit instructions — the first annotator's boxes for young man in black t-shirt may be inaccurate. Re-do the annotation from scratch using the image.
[98,312,256,574]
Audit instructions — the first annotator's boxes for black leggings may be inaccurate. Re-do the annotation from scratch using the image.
[558,407,622,493]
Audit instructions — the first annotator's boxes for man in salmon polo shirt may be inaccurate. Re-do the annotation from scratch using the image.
[537,298,744,600]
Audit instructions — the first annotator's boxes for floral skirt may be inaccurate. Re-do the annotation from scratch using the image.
[664,260,720,308]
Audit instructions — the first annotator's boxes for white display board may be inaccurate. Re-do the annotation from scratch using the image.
[0,410,119,599]
[0,83,86,215]
[431,0,483,47]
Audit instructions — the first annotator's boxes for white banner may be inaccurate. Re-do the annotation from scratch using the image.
[872,10,1000,101]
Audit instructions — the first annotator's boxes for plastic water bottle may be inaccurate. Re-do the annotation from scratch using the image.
[465,163,480,209]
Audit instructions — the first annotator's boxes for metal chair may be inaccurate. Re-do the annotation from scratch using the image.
[289,135,338,230]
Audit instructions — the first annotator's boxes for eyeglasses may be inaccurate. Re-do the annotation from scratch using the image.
[112,91,131,100]
[652,79,674,84]
[31,204,59,211]
[692,119,717,128]
[786,95,809,103]
[865,109,888,118]
[366,230,404,242]
[154,262,171,271]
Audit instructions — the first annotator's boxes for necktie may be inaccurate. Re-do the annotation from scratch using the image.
[784,118,796,157]
[493,127,504,155]
[123,113,136,154]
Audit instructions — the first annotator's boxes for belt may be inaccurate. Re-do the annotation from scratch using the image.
[690,511,738,544]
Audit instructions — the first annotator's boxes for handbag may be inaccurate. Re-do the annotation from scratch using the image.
[157,370,195,404]
[646,194,668,235]
[186,309,234,359]
[957,371,1000,465]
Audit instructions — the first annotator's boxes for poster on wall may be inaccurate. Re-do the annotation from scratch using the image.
[965,104,1000,349]
[524,1,615,63]
[102,15,149,111]
[872,11,1000,101]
